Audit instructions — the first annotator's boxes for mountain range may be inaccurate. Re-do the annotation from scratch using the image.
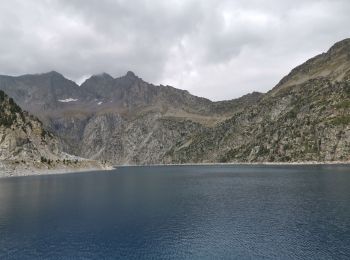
[0,38,349,167]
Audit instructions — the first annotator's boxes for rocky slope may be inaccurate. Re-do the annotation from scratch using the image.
[0,90,107,175]
[0,89,61,162]
[167,39,350,163]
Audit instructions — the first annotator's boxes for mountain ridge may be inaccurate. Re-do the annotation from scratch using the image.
[271,38,350,94]
[0,38,349,165]
[167,39,350,163]
[0,68,261,157]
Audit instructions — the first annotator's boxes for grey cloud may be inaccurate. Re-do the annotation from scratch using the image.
[0,0,349,100]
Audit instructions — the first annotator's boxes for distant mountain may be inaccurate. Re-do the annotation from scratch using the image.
[0,71,81,113]
[0,38,349,165]
[0,70,261,164]
[167,39,350,163]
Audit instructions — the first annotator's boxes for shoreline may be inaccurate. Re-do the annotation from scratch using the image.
[114,161,350,167]
[0,160,114,179]
[0,167,114,179]
[1,161,350,179]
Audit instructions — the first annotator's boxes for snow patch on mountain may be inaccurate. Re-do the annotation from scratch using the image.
[58,98,78,103]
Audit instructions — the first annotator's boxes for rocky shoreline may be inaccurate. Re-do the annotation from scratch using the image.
[114,161,350,168]
[115,161,350,167]
[0,160,114,178]
[2,160,349,179]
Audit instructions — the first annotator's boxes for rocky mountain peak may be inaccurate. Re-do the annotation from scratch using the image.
[125,71,138,79]
[328,38,350,54]
[41,71,65,79]
[85,73,114,84]
[92,73,114,80]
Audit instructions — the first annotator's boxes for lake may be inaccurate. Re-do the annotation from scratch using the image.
[0,165,350,259]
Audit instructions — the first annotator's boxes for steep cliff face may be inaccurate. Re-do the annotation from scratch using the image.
[79,112,206,164]
[168,39,350,163]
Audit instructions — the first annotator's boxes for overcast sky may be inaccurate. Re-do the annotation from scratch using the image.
[0,0,349,100]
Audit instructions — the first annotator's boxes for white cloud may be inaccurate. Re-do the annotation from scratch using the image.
[0,0,349,100]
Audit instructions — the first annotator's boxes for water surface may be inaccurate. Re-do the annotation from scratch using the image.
[0,165,350,259]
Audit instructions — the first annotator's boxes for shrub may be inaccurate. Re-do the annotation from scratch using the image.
[0,90,5,101]
[331,116,350,125]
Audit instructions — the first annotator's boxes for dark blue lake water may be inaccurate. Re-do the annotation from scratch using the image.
[0,165,350,259]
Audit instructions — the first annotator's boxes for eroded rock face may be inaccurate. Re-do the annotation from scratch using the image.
[66,111,206,165]
[168,40,350,163]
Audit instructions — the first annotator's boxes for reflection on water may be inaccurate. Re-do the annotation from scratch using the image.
[0,165,350,259]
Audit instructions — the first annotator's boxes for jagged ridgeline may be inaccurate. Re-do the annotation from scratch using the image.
[0,69,262,165]
[0,38,350,164]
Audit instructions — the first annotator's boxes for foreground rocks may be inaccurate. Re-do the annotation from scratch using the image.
[0,159,112,178]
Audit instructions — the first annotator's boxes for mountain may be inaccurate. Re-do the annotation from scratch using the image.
[272,38,350,93]
[0,70,262,164]
[0,38,349,164]
[0,71,81,113]
[167,39,350,163]
[0,89,61,162]
[0,89,107,175]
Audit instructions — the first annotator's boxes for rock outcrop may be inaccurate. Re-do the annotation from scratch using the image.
[0,90,107,175]
[0,89,60,161]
